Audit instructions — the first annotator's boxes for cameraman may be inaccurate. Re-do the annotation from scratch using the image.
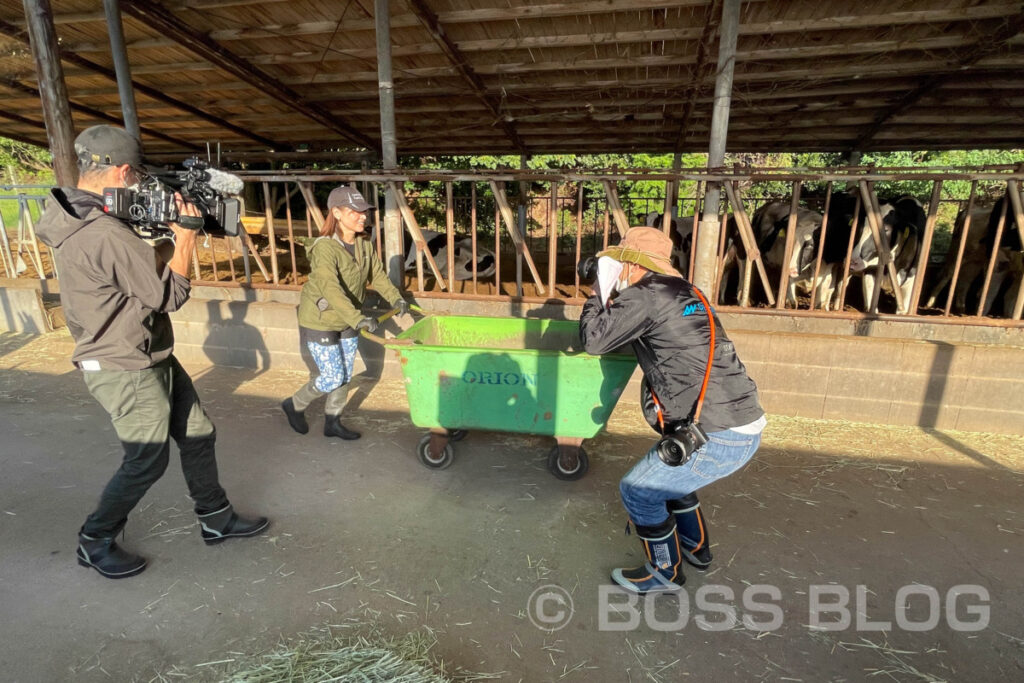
[578,227,765,595]
[36,125,268,580]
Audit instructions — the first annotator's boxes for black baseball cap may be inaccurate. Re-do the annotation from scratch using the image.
[74,125,144,167]
[327,185,373,212]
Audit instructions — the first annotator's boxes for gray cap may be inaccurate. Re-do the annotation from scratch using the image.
[327,185,373,212]
[74,125,144,167]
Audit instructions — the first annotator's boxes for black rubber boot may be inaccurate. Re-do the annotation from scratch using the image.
[282,381,323,434]
[77,533,147,579]
[611,517,685,594]
[324,385,360,440]
[668,493,713,571]
[324,415,361,440]
[198,504,270,545]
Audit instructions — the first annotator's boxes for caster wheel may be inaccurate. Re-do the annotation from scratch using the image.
[417,434,454,470]
[547,445,589,481]
[449,429,468,442]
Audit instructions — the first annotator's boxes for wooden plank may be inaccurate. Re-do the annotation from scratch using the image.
[285,182,297,285]
[297,182,325,231]
[857,181,904,313]
[977,196,1009,317]
[908,180,943,314]
[445,181,455,292]
[489,180,546,295]
[722,181,776,307]
[600,180,630,238]
[261,182,280,284]
[386,181,448,290]
[775,181,802,309]
[548,181,558,293]
[808,182,832,310]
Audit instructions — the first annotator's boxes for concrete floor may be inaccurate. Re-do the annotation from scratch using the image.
[2,330,1023,683]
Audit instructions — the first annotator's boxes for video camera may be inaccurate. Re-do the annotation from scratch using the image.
[102,157,243,238]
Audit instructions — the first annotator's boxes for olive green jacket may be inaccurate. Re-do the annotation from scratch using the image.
[297,235,402,332]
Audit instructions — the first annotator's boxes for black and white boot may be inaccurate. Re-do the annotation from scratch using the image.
[198,505,270,545]
[668,493,713,571]
[611,517,686,594]
[77,533,147,579]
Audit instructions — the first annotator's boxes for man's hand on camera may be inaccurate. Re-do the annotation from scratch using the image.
[394,299,410,316]
[169,194,202,241]
[167,194,200,278]
[355,317,379,333]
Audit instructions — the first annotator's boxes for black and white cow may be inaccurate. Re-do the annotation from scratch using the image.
[645,208,693,272]
[757,203,838,310]
[403,229,496,281]
[925,196,1023,316]
[846,196,926,314]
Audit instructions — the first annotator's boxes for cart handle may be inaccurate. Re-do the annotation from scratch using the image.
[359,302,429,346]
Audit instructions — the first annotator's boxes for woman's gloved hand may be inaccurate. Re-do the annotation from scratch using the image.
[394,299,411,316]
[356,317,379,333]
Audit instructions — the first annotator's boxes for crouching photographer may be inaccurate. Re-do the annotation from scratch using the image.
[36,125,268,580]
[578,227,766,595]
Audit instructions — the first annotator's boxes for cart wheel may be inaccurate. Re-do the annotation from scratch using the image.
[449,429,468,442]
[547,445,589,481]
[417,434,454,470]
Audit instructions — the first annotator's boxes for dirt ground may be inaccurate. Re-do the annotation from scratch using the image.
[1,330,1023,683]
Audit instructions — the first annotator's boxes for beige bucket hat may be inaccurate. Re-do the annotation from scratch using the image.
[597,226,682,278]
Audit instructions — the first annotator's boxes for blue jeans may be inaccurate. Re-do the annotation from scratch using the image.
[620,428,762,527]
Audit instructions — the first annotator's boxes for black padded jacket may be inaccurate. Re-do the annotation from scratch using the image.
[579,273,763,434]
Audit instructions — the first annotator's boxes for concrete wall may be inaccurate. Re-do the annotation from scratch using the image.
[162,286,1024,436]
[0,278,55,334]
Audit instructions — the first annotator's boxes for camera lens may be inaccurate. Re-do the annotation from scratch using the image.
[656,437,687,467]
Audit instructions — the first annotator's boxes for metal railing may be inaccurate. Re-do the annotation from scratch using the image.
[5,166,1024,323]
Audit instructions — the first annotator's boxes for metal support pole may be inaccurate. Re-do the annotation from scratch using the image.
[22,0,77,186]
[102,0,140,140]
[692,0,739,293]
[375,0,402,286]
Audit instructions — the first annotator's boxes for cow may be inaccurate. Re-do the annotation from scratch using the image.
[846,196,926,314]
[645,208,693,273]
[402,228,496,281]
[757,203,839,310]
[925,196,1024,316]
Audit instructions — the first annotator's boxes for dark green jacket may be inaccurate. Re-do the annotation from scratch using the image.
[297,235,402,331]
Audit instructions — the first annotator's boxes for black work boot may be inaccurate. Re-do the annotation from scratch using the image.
[668,494,713,570]
[77,533,147,579]
[197,504,270,545]
[282,381,323,434]
[323,384,360,440]
[324,415,361,440]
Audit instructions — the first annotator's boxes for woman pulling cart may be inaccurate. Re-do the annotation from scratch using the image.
[281,185,409,440]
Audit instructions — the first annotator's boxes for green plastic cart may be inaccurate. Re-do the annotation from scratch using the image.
[372,311,636,480]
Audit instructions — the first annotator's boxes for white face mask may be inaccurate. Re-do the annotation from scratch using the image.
[617,263,633,292]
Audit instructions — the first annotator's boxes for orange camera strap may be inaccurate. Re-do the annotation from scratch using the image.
[650,284,716,429]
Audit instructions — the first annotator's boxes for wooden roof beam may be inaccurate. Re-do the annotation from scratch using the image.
[405,0,527,156]
[852,11,1024,150]
[120,0,376,150]
[0,17,281,150]
[0,79,201,150]
[58,3,1022,53]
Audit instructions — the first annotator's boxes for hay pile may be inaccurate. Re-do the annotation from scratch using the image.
[200,624,463,683]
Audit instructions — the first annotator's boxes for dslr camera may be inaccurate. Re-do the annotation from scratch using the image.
[655,419,709,467]
[102,157,243,238]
